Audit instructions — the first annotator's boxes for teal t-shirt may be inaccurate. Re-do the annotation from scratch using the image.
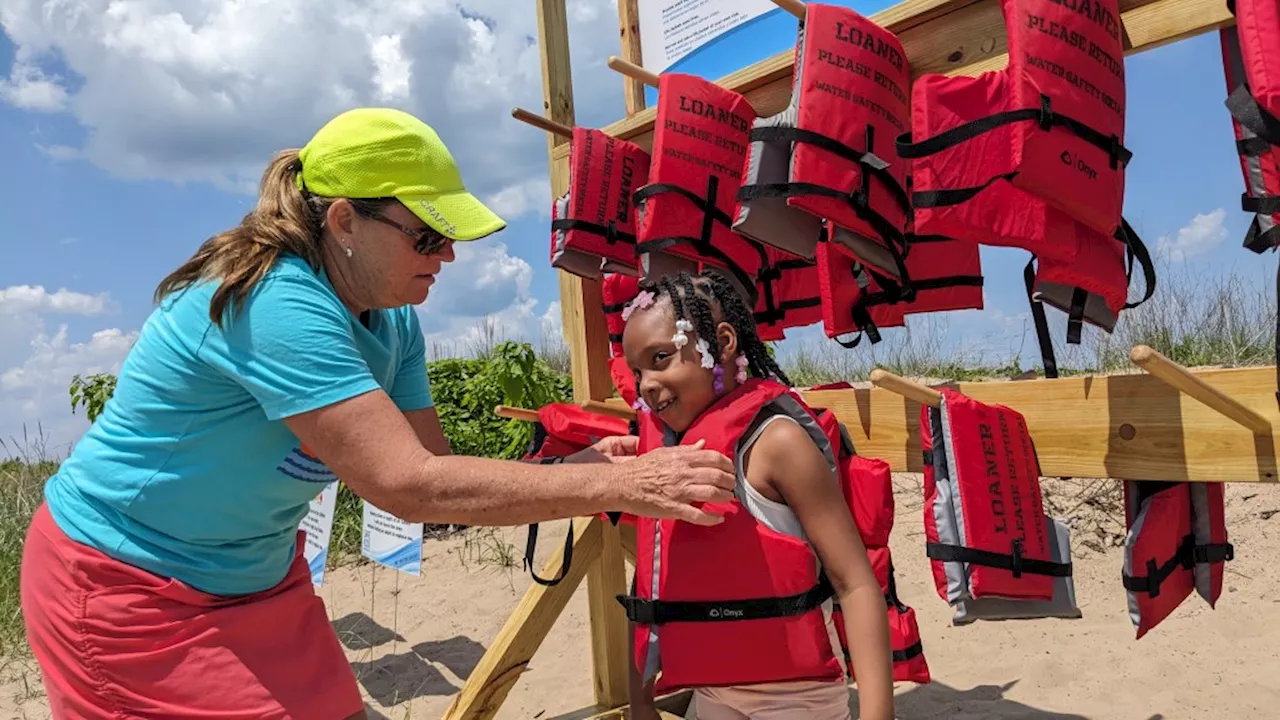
[44,254,434,596]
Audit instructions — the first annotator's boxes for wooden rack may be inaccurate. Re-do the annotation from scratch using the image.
[443,0,1270,717]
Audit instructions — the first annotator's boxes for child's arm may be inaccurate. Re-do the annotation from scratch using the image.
[627,618,661,719]
[744,420,896,720]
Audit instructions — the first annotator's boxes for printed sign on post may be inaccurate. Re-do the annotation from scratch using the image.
[637,0,779,72]
[301,481,339,587]
[361,500,424,576]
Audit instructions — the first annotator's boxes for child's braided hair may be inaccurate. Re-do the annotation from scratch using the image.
[637,269,792,387]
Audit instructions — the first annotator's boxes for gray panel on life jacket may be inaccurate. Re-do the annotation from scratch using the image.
[640,246,699,285]
[733,106,823,259]
[549,191,609,280]
[951,515,1081,624]
[731,17,822,260]
[1032,283,1119,333]
[927,404,970,605]
[830,224,905,281]
[1223,27,1278,243]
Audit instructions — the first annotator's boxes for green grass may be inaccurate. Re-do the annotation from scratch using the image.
[1,262,1274,665]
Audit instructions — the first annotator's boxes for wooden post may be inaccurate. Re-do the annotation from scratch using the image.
[616,0,647,112]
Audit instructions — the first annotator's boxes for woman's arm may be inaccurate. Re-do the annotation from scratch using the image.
[745,420,895,720]
[283,388,737,528]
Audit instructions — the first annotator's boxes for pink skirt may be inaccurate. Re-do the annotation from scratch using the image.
[20,502,365,719]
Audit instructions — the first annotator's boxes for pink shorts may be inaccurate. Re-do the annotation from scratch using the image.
[20,502,365,719]
[694,680,852,720]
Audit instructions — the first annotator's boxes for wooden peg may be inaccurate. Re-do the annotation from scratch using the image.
[495,404,540,423]
[869,368,943,408]
[581,400,637,421]
[607,55,661,88]
[770,0,807,19]
[511,107,574,140]
[1129,345,1272,434]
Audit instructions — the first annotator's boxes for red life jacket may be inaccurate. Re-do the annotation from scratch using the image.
[817,240,907,346]
[550,127,650,279]
[602,273,639,359]
[634,73,763,302]
[1219,0,1280,403]
[733,3,913,283]
[898,0,1154,375]
[519,403,635,586]
[920,389,1073,604]
[619,378,929,694]
[753,246,825,342]
[1221,0,1280,254]
[1121,480,1233,639]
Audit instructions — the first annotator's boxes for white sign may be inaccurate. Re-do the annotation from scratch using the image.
[361,501,424,576]
[637,0,779,72]
[301,482,339,587]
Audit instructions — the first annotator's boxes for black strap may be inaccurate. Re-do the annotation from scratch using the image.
[1122,532,1235,597]
[897,94,1131,169]
[754,256,823,326]
[1024,257,1060,379]
[926,539,1074,578]
[634,175,758,303]
[524,455,575,587]
[551,217,634,245]
[1225,84,1280,148]
[615,574,834,625]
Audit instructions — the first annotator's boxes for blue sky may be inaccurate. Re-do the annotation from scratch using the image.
[0,1,1273,455]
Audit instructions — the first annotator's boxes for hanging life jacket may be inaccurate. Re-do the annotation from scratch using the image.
[1121,480,1233,639]
[617,378,929,694]
[950,514,1082,624]
[634,73,763,302]
[519,403,635,586]
[733,3,913,283]
[920,388,1073,604]
[1220,0,1280,254]
[898,0,1154,373]
[1219,0,1280,405]
[754,246,825,342]
[817,240,908,347]
[550,127,650,279]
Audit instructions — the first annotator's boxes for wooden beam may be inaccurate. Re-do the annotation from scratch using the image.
[551,689,694,719]
[534,0,631,713]
[550,0,1234,167]
[442,517,606,719]
[616,0,646,113]
[591,366,1280,483]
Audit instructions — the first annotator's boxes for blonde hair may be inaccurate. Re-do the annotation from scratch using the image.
[154,149,392,327]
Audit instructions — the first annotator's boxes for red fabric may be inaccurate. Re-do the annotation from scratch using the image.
[21,503,364,719]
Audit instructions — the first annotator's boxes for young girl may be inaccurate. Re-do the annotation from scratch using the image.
[620,269,895,720]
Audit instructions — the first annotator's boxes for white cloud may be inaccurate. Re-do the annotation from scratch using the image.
[0,0,626,217]
[416,240,564,357]
[0,286,135,458]
[1156,208,1228,262]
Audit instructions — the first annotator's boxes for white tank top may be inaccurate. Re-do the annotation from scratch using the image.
[733,412,807,541]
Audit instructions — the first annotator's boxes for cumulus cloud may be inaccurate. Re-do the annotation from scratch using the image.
[415,240,565,357]
[0,0,626,210]
[0,286,135,457]
[1156,208,1228,262]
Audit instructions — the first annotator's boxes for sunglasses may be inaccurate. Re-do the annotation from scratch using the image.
[356,209,452,256]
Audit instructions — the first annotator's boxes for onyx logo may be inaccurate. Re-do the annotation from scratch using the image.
[708,607,745,619]
[1060,149,1098,180]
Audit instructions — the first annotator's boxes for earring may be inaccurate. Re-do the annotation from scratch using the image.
[344,245,353,258]
[734,353,748,383]
[712,364,725,395]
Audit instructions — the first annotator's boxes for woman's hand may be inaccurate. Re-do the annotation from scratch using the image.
[613,438,736,526]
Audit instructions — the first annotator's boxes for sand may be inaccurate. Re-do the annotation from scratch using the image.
[4,476,1279,719]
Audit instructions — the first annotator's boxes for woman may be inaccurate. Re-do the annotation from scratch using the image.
[20,107,736,720]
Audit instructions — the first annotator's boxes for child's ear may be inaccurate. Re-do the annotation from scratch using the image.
[716,321,738,363]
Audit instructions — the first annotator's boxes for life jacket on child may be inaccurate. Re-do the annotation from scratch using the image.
[920,389,1074,604]
[811,410,930,683]
[733,3,913,284]
[550,127,650,279]
[520,403,635,586]
[617,377,929,694]
[634,73,763,302]
[898,0,1154,374]
[1121,480,1233,639]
